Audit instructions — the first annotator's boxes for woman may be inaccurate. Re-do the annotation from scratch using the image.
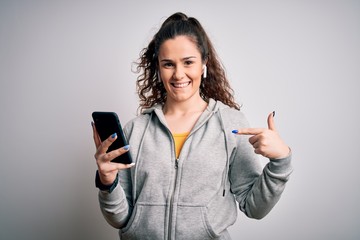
[92,12,292,240]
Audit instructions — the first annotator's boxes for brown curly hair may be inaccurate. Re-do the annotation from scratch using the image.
[134,12,240,112]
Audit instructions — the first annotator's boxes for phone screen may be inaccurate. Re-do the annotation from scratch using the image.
[92,112,132,164]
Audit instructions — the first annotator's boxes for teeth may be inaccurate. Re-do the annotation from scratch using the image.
[173,82,190,88]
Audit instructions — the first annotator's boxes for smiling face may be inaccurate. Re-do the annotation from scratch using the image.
[158,35,204,105]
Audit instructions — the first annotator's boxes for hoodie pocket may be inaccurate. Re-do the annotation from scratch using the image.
[120,204,165,240]
[175,206,219,240]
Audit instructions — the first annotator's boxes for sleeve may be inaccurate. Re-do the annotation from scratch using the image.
[98,172,132,228]
[97,123,134,229]
[229,116,293,219]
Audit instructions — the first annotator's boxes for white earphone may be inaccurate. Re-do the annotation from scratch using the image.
[203,65,207,78]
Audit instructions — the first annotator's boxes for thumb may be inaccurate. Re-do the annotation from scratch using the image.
[267,111,277,131]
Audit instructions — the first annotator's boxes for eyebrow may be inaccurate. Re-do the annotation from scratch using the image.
[160,56,197,62]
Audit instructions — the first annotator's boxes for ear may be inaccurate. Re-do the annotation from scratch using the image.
[157,71,161,81]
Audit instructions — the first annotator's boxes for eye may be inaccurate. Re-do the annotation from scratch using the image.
[184,60,193,66]
[163,62,174,68]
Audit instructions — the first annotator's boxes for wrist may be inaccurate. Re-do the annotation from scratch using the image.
[95,170,118,193]
[99,172,117,185]
[273,146,291,160]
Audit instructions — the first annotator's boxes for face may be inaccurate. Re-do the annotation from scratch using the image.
[158,35,204,104]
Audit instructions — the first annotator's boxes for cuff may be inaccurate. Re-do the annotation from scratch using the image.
[268,150,293,175]
[95,170,119,193]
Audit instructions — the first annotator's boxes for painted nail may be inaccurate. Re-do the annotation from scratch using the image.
[111,133,117,138]
[232,130,238,134]
[272,111,275,117]
[123,145,130,150]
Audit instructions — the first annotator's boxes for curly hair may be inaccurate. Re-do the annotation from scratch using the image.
[134,12,240,112]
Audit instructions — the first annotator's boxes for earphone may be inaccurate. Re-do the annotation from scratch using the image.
[203,65,207,78]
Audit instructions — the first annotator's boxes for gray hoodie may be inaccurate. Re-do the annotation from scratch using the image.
[98,99,293,240]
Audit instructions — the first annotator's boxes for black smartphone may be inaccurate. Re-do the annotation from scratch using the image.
[92,111,132,164]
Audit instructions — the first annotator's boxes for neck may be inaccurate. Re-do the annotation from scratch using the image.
[163,96,207,116]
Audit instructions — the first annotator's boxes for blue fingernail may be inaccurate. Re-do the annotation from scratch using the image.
[123,145,130,150]
[111,133,117,138]
[272,111,275,117]
[232,130,238,134]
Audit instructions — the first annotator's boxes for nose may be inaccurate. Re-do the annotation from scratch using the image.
[173,66,185,80]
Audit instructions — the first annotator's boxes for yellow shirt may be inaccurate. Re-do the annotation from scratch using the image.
[172,132,190,158]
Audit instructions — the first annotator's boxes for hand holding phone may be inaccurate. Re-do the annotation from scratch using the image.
[92,112,134,186]
[92,112,133,164]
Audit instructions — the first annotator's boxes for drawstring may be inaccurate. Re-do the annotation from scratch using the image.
[217,110,230,197]
[132,112,153,205]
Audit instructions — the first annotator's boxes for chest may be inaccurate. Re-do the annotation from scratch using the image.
[165,112,203,133]
[131,117,228,173]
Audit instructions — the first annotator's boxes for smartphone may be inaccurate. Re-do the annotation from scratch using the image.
[92,111,132,164]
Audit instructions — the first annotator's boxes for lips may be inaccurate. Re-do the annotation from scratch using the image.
[171,81,191,88]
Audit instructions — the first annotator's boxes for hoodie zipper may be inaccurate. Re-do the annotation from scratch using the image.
[167,133,178,239]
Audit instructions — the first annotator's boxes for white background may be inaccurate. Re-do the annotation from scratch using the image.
[1,0,359,239]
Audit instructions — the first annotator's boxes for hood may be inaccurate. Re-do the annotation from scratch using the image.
[141,98,230,115]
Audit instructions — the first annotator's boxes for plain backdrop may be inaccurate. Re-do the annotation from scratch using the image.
[1,0,359,239]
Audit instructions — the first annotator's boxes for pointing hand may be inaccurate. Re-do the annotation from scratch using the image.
[232,112,290,159]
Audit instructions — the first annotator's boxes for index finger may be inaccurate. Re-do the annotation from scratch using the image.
[92,122,101,148]
[232,128,265,135]
[97,133,117,155]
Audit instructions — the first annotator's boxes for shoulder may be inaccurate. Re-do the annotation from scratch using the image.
[125,113,151,127]
[208,99,250,128]
[218,105,250,129]
[123,113,152,137]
